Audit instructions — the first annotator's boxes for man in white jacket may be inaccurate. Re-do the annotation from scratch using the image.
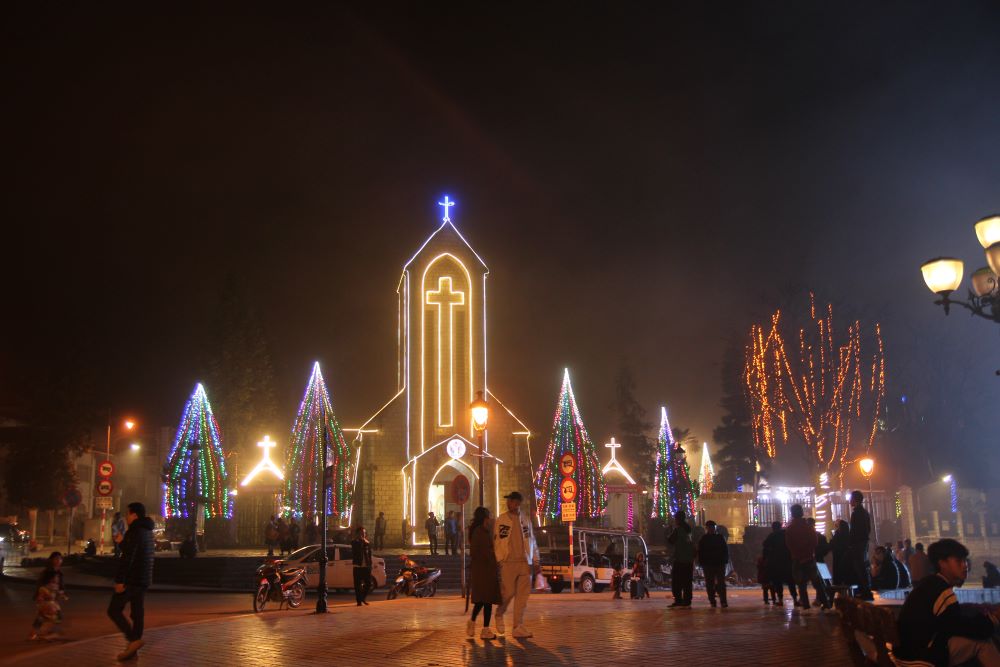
[493,491,539,638]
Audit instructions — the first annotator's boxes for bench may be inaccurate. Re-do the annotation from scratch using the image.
[835,596,899,667]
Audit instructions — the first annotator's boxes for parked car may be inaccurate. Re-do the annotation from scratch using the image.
[280,544,387,591]
[538,527,649,593]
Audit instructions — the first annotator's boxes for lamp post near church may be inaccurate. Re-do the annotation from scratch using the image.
[859,457,877,544]
[470,392,489,508]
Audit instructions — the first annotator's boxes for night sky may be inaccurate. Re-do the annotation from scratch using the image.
[4,4,999,486]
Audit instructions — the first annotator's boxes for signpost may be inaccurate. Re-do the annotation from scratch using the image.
[97,479,114,496]
[95,496,114,510]
[451,475,471,606]
[96,458,114,555]
[98,461,115,478]
[559,454,577,594]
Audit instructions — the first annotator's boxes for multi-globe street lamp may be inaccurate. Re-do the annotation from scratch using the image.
[921,214,1000,321]
[470,392,489,508]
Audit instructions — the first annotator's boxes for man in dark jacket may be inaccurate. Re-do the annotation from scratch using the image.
[762,522,797,605]
[895,539,1000,667]
[829,520,851,585]
[849,490,874,600]
[697,521,729,608]
[667,511,695,608]
[785,506,830,610]
[107,502,154,661]
[351,526,373,606]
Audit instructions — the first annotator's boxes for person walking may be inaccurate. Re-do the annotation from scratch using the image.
[111,512,126,558]
[264,515,278,557]
[467,506,502,639]
[757,555,776,604]
[829,519,851,586]
[848,490,874,600]
[667,511,694,608]
[425,512,439,555]
[697,520,729,608]
[351,526,372,606]
[29,552,67,641]
[107,502,154,662]
[374,512,386,551]
[785,505,830,611]
[444,511,456,556]
[763,521,796,606]
[493,491,539,638]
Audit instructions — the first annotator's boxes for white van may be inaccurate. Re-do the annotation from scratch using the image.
[282,544,387,591]
[538,527,648,593]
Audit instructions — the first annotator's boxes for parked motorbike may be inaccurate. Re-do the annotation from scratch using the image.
[253,559,308,612]
[386,555,441,599]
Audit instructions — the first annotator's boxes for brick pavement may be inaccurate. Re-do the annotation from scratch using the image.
[2,589,851,667]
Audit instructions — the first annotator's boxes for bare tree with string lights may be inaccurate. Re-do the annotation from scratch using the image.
[743,294,886,531]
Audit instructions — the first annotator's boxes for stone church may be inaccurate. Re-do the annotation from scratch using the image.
[347,200,534,547]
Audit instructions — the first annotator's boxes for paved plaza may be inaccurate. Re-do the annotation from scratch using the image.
[3,590,851,667]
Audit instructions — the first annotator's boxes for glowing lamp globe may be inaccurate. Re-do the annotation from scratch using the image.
[942,474,953,483]
[921,257,964,295]
[470,391,489,432]
[859,457,875,479]
[974,215,1000,249]
[970,267,997,297]
[986,242,1000,277]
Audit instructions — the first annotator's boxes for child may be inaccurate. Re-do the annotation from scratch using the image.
[30,552,67,640]
[757,555,776,604]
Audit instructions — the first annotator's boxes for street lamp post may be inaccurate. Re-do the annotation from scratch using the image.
[942,474,958,514]
[100,416,136,555]
[470,392,489,508]
[921,214,1000,322]
[859,457,877,545]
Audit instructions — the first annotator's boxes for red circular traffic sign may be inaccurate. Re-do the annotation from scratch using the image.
[63,488,82,508]
[450,474,471,504]
[559,454,576,477]
[97,479,114,496]
[560,477,578,503]
[98,460,115,477]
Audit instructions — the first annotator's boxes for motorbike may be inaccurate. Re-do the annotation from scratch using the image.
[253,559,308,612]
[386,555,441,599]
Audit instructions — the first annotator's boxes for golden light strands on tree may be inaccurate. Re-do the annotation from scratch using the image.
[744,294,886,484]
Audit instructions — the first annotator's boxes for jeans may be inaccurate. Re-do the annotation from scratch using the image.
[353,566,371,603]
[702,564,727,604]
[373,532,384,550]
[107,586,146,642]
[444,533,455,555]
[792,559,830,608]
[671,561,693,604]
[849,543,872,598]
[428,532,438,554]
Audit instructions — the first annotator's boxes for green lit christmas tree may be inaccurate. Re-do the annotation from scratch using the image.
[283,363,353,522]
[163,383,232,520]
[536,369,606,520]
[650,407,697,519]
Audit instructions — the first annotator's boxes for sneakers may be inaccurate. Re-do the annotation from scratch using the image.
[480,628,497,639]
[117,639,144,662]
[512,626,533,638]
[495,614,506,635]
[709,599,717,608]
[466,620,476,637]
[721,602,729,608]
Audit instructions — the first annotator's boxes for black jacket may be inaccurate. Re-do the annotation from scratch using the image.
[762,529,792,579]
[697,533,729,567]
[351,538,372,568]
[849,506,871,546]
[115,516,155,587]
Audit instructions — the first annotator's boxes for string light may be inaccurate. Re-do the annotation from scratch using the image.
[894,491,902,520]
[163,383,232,520]
[744,294,886,483]
[699,442,715,494]
[650,407,697,519]
[535,369,607,519]
[283,363,354,522]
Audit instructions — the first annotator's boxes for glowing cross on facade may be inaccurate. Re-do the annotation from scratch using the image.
[241,435,284,486]
[438,195,455,223]
[425,276,465,427]
[602,437,636,484]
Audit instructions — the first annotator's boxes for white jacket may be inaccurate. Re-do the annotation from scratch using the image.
[493,510,539,565]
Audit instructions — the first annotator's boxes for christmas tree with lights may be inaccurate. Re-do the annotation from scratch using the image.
[163,383,233,520]
[536,369,607,520]
[699,442,715,494]
[650,407,697,519]
[283,363,353,521]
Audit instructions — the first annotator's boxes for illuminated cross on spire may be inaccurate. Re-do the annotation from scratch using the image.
[438,195,455,223]
[241,435,284,486]
[602,436,636,484]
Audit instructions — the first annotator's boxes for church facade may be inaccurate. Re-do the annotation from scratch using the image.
[348,202,534,546]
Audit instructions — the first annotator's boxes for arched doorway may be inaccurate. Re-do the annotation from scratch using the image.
[428,458,478,523]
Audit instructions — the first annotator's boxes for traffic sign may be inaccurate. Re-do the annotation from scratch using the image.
[98,460,115,477]
[561,502,577,523]
[450,474,471,504]
[97,479,114,496]
[559,453,576,477]
[63,488,82,508]
[560,477,578,503]
[95,496,114,510]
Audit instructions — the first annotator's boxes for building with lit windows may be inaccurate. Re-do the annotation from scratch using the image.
[348,202,534,547]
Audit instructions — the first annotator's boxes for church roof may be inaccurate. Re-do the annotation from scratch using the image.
[403,220,489,273]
